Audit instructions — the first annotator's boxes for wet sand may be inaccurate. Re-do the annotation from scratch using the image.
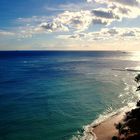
[93,112,125,140]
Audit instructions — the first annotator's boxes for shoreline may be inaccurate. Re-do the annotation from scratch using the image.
[81,106,135,140]
[92,111,128,140]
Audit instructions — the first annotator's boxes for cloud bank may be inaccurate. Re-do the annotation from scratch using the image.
[58,28,140,41]
[15,0,139,38]
[1,0,140,43]
[0,30,15,36]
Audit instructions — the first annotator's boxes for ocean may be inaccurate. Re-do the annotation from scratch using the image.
[0,51,140,140]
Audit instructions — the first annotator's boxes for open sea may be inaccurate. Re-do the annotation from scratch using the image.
[0,51,140,140]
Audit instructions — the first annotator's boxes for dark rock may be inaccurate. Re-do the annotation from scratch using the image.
[135,74,140,83]
[136,100,140,107]
[112,136,118,140]
[126,118,140,133]
[125,133,140,140]
[136,86,140,91]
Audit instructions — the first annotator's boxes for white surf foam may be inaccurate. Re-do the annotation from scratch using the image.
[72,103,136,140]
[72,68,140,140]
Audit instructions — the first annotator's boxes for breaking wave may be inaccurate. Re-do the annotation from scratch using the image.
[71,69,140,140]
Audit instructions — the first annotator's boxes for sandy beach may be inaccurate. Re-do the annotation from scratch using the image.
[93,112,126,140]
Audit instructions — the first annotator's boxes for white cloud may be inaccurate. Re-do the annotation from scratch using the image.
[52,0,140,29]
[11,0,140,39]
[17,20,69,38]
[39,22,69,32]
[92,9,119,19]
[55,10,92,32]
[86,0,140,18]
[0,30,15,36]
[92,18,109,25]
[110,0,140,7]
[16,10,93,38]
[45,2,96,12]
[86,0,140,7]
[17,16,51,24]
[57,28,140,41]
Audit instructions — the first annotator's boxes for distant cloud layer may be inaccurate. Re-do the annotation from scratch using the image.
[16,0,139,38]
[0,30,15,36]
[40,22,69,32]
[86,0,140,7]
[110,0,139,7]
[58,28,140,41]
[0,0,140,42]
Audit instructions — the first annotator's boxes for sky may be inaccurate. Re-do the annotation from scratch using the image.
[0,0,140,50]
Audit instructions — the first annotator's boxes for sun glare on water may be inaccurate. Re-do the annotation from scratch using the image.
[129,52,140,62]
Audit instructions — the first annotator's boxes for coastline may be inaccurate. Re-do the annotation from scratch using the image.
[92,111,128,140]
[91,74,140,140]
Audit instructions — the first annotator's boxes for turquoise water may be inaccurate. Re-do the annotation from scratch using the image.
[0,51,140,140]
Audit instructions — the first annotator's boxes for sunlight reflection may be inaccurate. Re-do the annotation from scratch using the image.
[129,51,140,61]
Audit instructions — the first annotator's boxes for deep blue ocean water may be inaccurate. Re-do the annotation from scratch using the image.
[0,51,140,140]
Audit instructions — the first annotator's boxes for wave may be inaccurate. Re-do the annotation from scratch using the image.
[112,67,140,72]
[71,103,136,140]
[71,69,139,140]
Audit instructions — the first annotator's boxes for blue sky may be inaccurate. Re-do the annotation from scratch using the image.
[0,0,140,50]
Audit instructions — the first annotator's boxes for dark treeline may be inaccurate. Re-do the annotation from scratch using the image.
[112,74,140,140]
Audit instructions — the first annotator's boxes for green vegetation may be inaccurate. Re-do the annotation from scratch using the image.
[135,74,140,83]
[135,74,140,91]
[112,74,140,140]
